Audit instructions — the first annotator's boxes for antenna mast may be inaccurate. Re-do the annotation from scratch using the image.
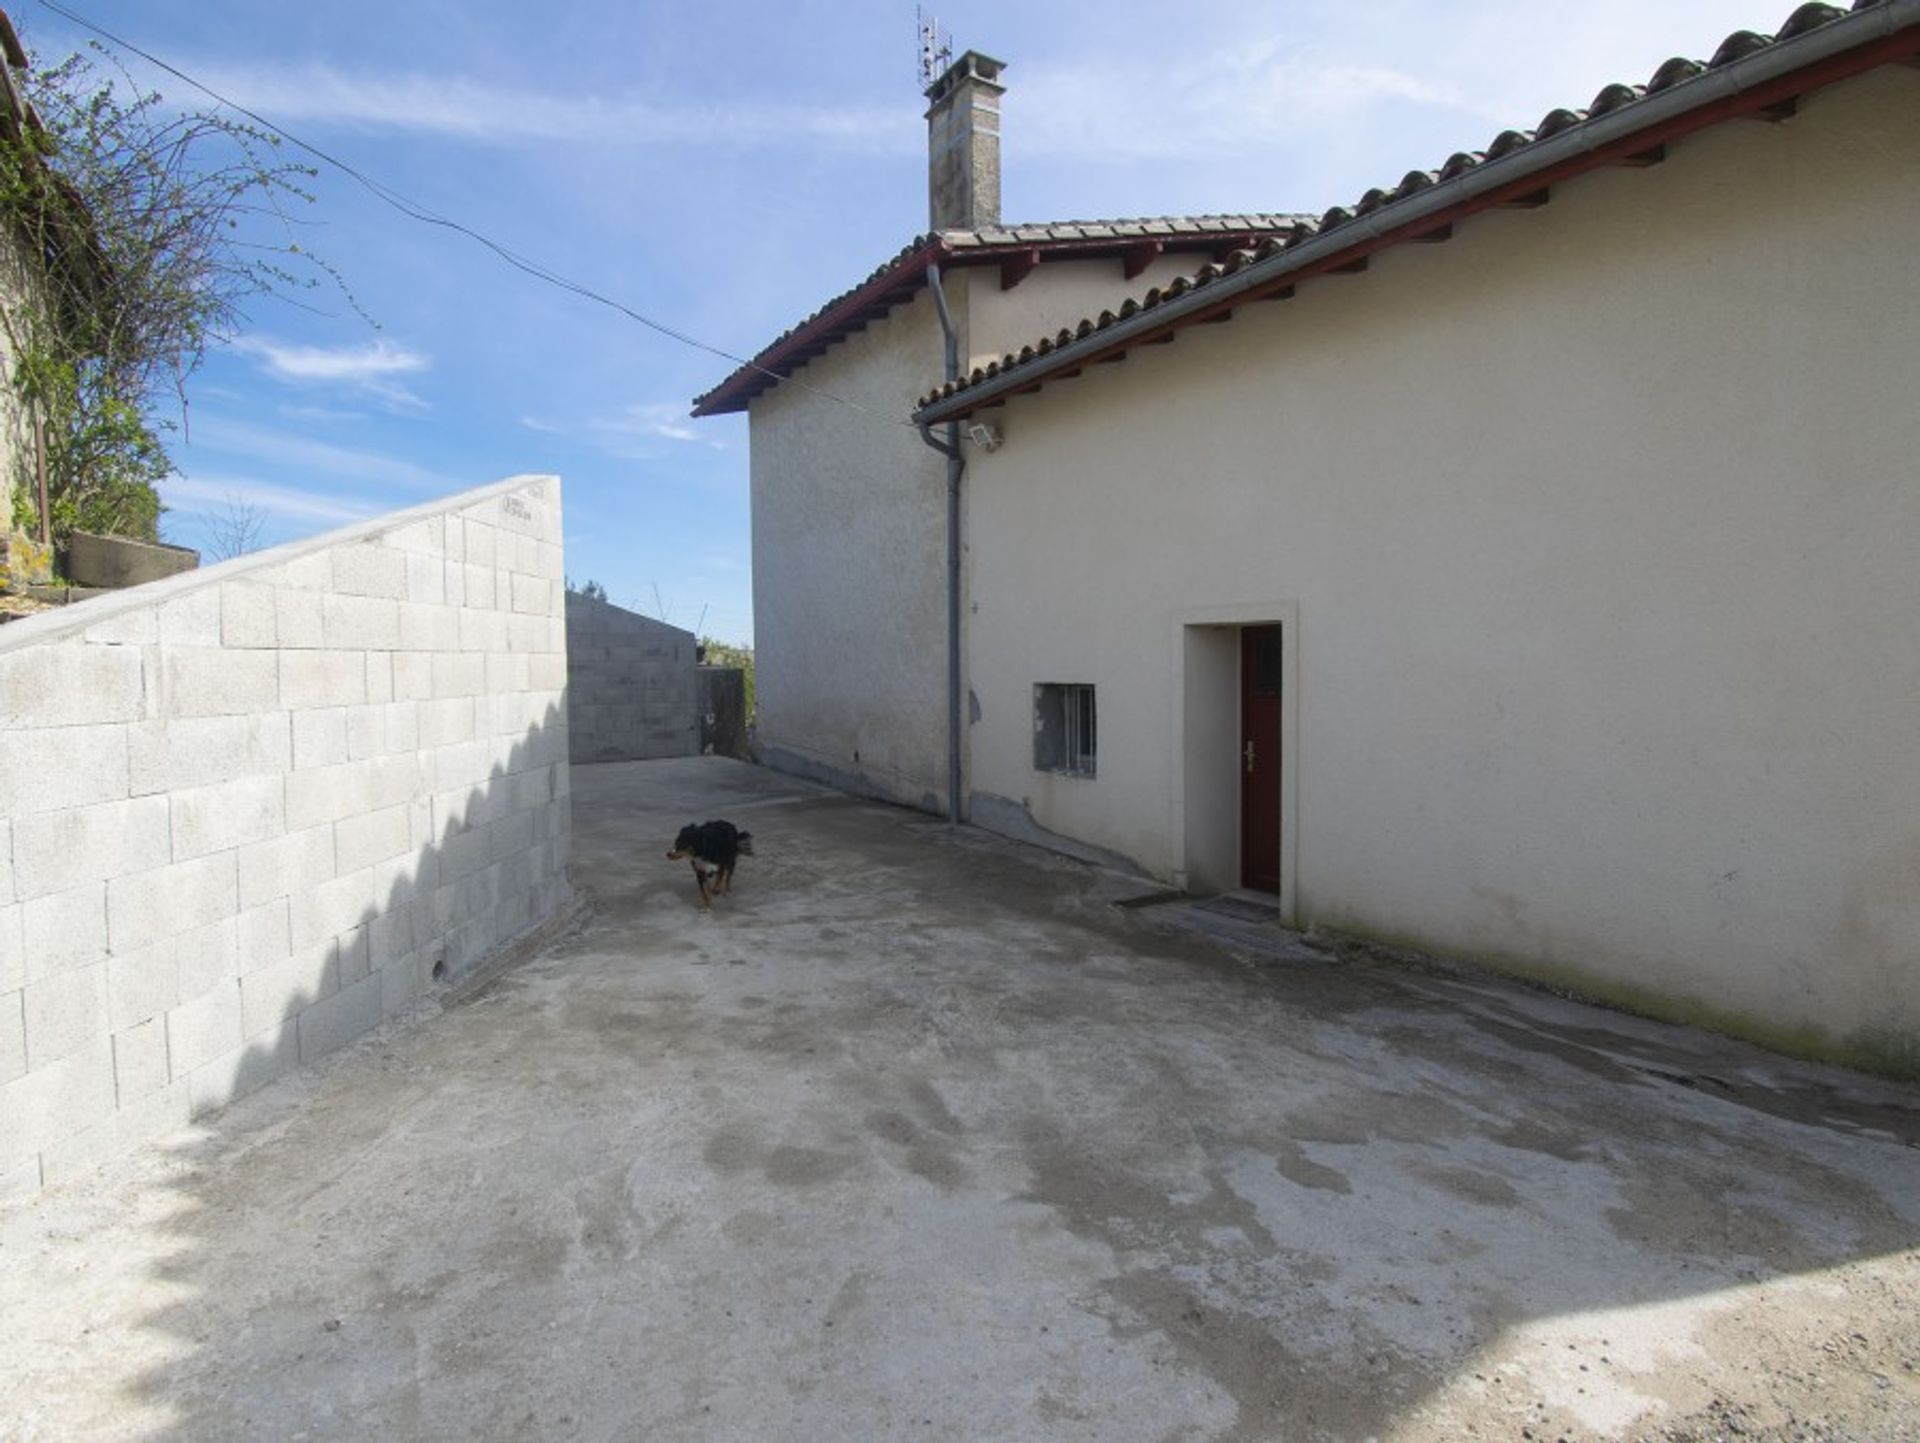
[917,6,952,88]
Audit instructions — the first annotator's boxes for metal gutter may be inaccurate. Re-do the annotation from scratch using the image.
[921,262,966,826]
[917,1,1920,425]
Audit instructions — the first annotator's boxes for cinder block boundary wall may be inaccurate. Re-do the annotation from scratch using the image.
[0,474,571,1197]
[564,593,698,762]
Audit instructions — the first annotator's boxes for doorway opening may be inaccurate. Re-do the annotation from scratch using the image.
[1240,624,1283,894]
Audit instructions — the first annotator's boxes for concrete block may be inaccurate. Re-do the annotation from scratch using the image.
[531,653,567,691]
[0,821,10,909]
[160,648,280,719]
[399,601,461,652]
[0,1034,113,1166]
[462,563,496,610]
[0,989,22,1083]
[297,974,381,1063]
[346,701,418,761]
[11,796,169,905]
[280,649,368,710]
[510,572,551,616]
[129,713,291,795]
[367,907,414,970]
[236,898,291,973]
[0,724,130,817]
[366,753,423,811]
[380,952,427,1019]
[0,904,19,993]
[107,852,238,954]
[432,652,486,699]
[275,587,324,648]
[406,552,446,605]
[157,588,222,646]
[237,824,336,910]
[385,517,443,555]
[0,643,144,726]
[336,804,411,875]
[113,1016,171,1102]
[105,936,177,1031]
[109,1078,191,1154]
[20,883,109,980]
[166,978,242,1076]
[444,559,467,608]
[459,608,511,654]
[82,608,157,645]
[186,1019,297,1118]
[281,551,333,591]
[333,924,371,985]
[463,518,497,567]
[392,651,434,701]
[288,866,374,950]
[488,808,535,862]
[373,848,434,910]
[239,943,337,1039]
[430,739,492,794]
[175,916,240,1003]
[418,697,476,748]
[169,775,285,862]
[293,707,350,769]
[331,542,408,600]
[284,759,374,830]
[323,592,401,650]
[440,824,492,886]
[23,962,108,1067]
[366,652,394,704]
[220,583,278,648]
[535,539,563,581]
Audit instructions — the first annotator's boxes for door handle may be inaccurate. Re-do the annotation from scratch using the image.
[1244,740,1256,774]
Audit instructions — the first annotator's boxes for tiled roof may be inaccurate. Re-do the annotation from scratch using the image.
[689,215,1305,416]
[918,0,1920,421]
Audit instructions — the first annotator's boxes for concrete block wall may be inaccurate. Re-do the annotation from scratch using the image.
[564,593,698,762]
[0,475,571,1197]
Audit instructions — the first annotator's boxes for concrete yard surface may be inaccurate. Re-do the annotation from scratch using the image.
[3,756,1917,1442]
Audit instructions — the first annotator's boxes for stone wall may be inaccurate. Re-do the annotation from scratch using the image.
[0,474,572,1196]
[564,593,698,763]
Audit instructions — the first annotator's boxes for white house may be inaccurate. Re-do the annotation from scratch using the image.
[907,3,1920,1075]
[692,52,1299,816]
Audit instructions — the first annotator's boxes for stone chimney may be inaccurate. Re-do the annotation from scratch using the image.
[924,50,1005,232]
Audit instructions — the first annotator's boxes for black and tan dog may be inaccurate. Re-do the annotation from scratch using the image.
[666,820,753,911]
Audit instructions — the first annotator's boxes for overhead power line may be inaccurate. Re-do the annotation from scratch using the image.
[30,0,915,430]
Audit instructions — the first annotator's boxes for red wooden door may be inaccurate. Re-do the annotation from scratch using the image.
[1240,625,1283,893]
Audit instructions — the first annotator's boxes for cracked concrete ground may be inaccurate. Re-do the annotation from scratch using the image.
[3,756,1918,1443]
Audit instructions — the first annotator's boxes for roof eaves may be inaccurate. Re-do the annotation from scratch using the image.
[689,215,1308,417]
[916,0,1920,425]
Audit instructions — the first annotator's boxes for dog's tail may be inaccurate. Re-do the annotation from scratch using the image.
[736,832,754,856]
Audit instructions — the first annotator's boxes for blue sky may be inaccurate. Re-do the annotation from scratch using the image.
[14,0,1776,643]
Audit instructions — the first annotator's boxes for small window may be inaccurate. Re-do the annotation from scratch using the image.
[1034,683,1097,777]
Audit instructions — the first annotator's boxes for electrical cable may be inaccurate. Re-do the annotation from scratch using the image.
[30,0,919,430]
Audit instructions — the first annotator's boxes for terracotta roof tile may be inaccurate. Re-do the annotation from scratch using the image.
[918,0,1910,417]
[689,213,1306,414]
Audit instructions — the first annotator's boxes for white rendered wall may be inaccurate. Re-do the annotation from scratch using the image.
[961,67,1920,1072]
[747,255,1228,813]
[0,475,572,1194]
[749,289,952,811]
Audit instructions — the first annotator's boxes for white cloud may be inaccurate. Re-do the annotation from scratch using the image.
[161,473,383,527]
[184,416,463,494]
[183,60,916,153]
[232,337,431,413]
[577,402,722,459]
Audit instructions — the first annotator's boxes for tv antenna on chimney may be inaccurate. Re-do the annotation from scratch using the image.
[917,7,952,88]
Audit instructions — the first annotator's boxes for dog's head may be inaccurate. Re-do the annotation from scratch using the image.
[666,823,701,861]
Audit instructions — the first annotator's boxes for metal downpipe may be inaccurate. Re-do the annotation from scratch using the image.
[923,263,964,826]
